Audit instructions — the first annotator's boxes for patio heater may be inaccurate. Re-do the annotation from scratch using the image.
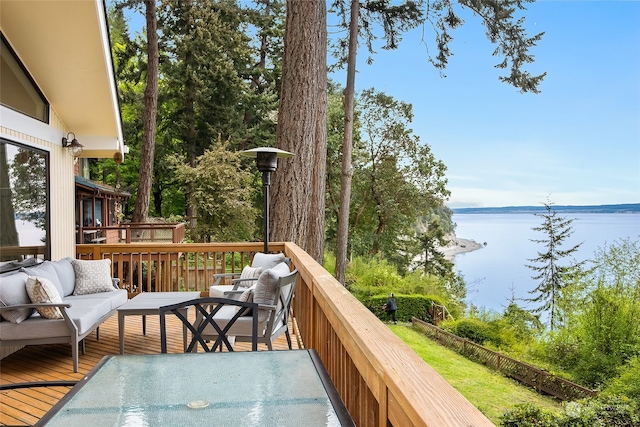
[240,147,294,253]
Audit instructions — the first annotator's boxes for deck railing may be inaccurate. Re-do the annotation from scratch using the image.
[79,222,185,245]
[76,242,494,427]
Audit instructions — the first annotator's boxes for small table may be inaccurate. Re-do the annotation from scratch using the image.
[117,292,201,354]
[37,350,354,426]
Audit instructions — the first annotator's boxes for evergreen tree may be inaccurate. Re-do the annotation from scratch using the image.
[416,217,453,277]
[526,197,584,330]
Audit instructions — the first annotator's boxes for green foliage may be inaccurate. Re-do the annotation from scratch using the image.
[441,318,502,346]
[543,238,640,388]
[501,396,640,427]
[343,88,449,273]
[361,293,445,323]
[501,403,558,427]
[603,356,640,402]
[166,139,258,242]
[414,216,454,278]
[345,256,404,295]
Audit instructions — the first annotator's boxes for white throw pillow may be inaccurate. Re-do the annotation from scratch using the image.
[72,259,114,295]
[25,276,63,319]
[237,266,263,288]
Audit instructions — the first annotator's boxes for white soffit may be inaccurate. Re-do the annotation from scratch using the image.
[1,0,123,151]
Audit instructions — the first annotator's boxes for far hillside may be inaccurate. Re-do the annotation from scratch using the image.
[452,203,640,214]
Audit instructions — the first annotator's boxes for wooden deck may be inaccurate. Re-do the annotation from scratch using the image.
[0,312,300,426]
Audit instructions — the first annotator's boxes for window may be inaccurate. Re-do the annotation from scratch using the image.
[0,139,50,261]
[0,33,49,122]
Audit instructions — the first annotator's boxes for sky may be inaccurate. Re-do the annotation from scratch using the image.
[329,1,640,208]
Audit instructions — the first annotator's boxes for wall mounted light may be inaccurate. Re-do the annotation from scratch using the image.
[62,132,84,158]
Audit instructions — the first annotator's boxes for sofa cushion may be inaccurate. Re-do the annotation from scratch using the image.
[64,289,128,312]
[25,276,63,319]
[0,297,114,340]
[251,253,286,270]
[0,271,33,323]
[72,259,114,296]
[50,257,76,297]
[21,262,64,298]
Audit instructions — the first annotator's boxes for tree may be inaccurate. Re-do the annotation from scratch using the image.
[167,139,258,242]
[334,0,359,285]
[271,0,327,263]
[526,197,584,330]
[416,217,453,277]
[346,89,449,272]
[331,0,423,283]
[157,0,283,237]
[132,0,159,223]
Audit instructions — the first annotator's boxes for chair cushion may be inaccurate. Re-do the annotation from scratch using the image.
[209,285,235,298]
[72,259,115,296]
[25,276,63,319]
[237,265,262,288]
[253,262,290,322]
[0,271,33,323]
[251,253,286,270]
[21,262,64,298]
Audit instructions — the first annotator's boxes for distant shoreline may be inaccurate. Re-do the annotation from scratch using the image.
[452,203,639,215]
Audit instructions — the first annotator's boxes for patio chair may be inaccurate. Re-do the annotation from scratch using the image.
[209,252,289,300]
[159,297,259,353]
[203,266,298,351]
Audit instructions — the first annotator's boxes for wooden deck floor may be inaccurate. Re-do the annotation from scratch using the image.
[0,313,301,426]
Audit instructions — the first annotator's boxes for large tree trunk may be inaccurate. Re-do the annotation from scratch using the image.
[133,0,158,223]
[335,0,359,285]
[271,0,327,263]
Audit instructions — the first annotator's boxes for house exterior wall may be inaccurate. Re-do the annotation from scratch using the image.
[1,106,76,260]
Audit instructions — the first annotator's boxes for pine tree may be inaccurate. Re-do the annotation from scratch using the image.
[526,198,584,330]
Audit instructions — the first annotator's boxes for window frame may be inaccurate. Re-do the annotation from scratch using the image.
[0,138,51,261]
[0,32,50,123]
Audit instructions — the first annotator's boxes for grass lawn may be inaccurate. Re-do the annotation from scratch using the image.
[390,324,562,425]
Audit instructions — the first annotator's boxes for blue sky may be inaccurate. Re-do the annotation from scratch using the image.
[330,1,640,208]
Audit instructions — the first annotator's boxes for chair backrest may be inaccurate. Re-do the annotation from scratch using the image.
[159,297,258,353]
[263,269,298,341]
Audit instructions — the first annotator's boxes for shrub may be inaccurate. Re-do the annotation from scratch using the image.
[500,396,640,427]
[441,318,501,346]
[603,356,640,403]
[500,403,558,427]
[359,293,445,323]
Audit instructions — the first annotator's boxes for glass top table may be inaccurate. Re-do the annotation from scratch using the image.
[37,350,354,426]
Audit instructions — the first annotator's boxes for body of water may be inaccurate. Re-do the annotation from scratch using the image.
[453,213,640,313]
